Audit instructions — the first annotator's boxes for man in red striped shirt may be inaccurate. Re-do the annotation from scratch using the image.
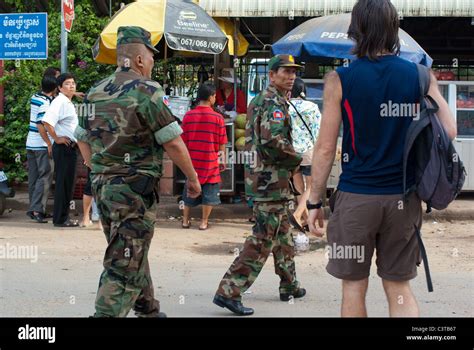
[181,83,228,230]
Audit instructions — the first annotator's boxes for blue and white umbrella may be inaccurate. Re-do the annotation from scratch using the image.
[272,13,432,67]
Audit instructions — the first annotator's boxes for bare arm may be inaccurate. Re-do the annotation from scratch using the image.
[163,136,197,180]
[163,136,201,198]
[77,141,92,169]
[37,123,51,146]
[74,92,85,99]
[37,123,52,157]
[42,122,57,140]
[428,71,457,140]
[42,122,71,146]
[309,71,343,203]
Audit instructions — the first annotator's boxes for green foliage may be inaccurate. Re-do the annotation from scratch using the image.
[1,0,214,183]
[0,0,115,183]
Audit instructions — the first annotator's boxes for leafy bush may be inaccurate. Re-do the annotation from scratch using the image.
[0,0,114,183]
[1,0,207,183]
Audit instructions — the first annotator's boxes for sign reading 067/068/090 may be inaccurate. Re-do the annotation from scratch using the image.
[0,13,48,60]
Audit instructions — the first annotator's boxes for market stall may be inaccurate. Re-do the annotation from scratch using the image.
[438,77,474,190]
[92,0,252,197]
[271,13,474,193]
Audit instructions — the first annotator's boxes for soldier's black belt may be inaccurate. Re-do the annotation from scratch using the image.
[110,175,157,197]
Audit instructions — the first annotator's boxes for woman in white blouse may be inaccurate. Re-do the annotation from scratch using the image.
[42,73,79,227]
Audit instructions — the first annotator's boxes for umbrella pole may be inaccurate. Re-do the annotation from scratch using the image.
[164,44,168,94]
[233,18,239,113]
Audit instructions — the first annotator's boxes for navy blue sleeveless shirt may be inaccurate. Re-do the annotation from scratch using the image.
[336,55,419,195]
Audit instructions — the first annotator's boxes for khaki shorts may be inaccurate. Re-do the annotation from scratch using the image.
[326,191,422,281]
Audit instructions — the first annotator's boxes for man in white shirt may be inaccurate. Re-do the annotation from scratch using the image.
[26,75,57,223]
[42,73,79,227]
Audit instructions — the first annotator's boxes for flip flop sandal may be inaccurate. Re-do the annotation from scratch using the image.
[182,221,191,229]
[80,221,93,228]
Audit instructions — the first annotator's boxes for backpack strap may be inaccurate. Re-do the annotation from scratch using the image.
[402,65,432,202]
[414,224,434,292]
[288,99,315,142]
[416,64,430,99]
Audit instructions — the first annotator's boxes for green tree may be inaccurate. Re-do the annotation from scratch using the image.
[0,0,114,183]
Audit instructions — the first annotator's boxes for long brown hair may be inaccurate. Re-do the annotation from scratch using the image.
[348,0,401,60]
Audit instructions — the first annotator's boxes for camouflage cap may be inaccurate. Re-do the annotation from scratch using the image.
[268,54,302,71]
[116,26,159,54]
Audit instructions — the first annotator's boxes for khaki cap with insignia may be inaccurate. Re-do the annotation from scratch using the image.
[116,26,159,54]
[268,54,302,71]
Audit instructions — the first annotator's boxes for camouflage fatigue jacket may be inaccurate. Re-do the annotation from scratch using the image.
[75,67,182,183]
[245,85,302,202]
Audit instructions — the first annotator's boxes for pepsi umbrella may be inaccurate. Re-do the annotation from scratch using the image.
[272,13,432,67]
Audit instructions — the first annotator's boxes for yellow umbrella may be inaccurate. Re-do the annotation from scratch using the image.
[93,1,166,64]
[93,0,231,64]
[214,18,249,57]
[176,18,249,58]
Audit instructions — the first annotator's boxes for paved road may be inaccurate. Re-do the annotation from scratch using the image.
[0,211,473,317]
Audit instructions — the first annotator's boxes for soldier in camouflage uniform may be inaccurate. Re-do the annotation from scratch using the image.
[213,55,305,316]
[75,26,201,317]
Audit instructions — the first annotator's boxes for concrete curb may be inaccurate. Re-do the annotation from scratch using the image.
[3,189,474,222]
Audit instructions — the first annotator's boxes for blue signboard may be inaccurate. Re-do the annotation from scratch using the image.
[0,13,48,60]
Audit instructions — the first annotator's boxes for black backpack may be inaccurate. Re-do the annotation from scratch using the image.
[403,64,466,213]
[402,64,467,292]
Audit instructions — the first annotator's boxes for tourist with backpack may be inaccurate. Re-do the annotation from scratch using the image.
[307,0,458,317]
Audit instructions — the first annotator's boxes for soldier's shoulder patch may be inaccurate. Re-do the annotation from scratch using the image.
[271,109,285,122]
[162,95,170,106]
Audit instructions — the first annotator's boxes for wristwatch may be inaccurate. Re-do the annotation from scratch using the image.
[307,199,323,210]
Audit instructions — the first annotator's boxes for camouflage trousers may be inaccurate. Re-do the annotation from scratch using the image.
[216,201,300,301]
[92,183,160,317]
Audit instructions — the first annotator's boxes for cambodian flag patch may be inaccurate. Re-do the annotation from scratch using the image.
[272,110,284,121]
[163,95,170,106]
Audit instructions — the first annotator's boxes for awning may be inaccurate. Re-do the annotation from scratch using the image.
[199,0,474,17]
[214,18,249,56]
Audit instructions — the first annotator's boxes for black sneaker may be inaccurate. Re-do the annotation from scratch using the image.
[26,211,34,220]
[280,288,306,301]
[213,295,254,316]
